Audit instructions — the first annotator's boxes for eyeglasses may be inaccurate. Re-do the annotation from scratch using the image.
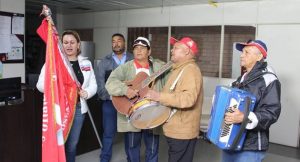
[133,40,149,47]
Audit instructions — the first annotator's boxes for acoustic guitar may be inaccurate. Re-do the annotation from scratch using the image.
[112,61,173,115]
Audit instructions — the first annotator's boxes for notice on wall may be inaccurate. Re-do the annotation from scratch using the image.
[0,34,11,53]
[12,16,24,35]
[0,15,11,35]
[0,15,12,53]
[0,11,24,63]
[6,35,23,60]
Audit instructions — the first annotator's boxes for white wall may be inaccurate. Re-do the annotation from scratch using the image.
[258,24,300,147]
[62,0,300,147]
[0,0,25,82]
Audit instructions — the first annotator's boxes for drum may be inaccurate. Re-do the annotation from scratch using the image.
[129,99,171,129]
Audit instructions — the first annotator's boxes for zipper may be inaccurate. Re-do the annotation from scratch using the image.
[131,132,134,147]
[258,131,261,150]
[151,132,155,154]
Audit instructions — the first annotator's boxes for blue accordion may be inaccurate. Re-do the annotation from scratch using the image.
[206,86,256,150]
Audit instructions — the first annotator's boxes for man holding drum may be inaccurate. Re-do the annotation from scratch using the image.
[105,36,167,162]
[146,36,203,162]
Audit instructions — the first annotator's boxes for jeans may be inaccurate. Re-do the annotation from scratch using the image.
[222,150,266,162]
[65,104,86,162]
[100,100,117,162]
[124,130,159,162]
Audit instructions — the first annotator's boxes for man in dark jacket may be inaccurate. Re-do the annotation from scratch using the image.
[95,33,133,162]
[222,40,281,162]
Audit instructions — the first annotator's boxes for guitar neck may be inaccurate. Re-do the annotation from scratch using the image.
[142,61,173,88]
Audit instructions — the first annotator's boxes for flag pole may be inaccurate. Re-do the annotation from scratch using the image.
[41,5,102,148]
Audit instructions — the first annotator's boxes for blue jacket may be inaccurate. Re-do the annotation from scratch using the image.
[95,52,134,100]
[232,61,281,151]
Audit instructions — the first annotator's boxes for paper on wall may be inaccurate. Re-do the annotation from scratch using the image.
[0,34,11,53]
[7,47,22,60]
[10,34,23,47]
[0,15,11,35]
[12,16,24,35]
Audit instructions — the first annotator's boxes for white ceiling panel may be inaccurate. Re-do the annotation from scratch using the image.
[26,0,266,14]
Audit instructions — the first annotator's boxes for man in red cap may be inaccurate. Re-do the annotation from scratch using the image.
[222,40,281,162]
[146,36,203,162]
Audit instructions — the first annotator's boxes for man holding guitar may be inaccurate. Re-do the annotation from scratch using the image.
[105,37,168,162]
[145,37,203,162]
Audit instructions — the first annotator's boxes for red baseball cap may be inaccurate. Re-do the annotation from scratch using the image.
[170,36,199,55]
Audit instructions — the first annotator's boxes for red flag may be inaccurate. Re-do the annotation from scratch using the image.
[37,18,78,162]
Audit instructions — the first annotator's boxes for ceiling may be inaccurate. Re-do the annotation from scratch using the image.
[25,0,263,15]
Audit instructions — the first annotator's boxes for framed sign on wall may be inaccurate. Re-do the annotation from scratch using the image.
[0,11,24,63]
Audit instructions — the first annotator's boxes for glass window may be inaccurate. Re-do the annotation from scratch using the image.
[172,26,222,77]
[128,27,168,62]
[223,26,256,78]
[128,25,256,78]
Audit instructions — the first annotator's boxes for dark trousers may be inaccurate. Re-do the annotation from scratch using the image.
[165,136,197,162]
[124,130,159,162]
[100,100,117,162]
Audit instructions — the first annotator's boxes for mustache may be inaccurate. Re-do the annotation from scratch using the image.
[113,46,125,50]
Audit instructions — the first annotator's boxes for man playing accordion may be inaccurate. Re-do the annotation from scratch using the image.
[222,40,281,162]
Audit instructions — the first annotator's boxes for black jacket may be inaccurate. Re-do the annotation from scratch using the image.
[232,61,281,151]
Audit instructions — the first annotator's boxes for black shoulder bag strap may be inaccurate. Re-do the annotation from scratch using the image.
[230,96,251,150]
[232,72,277,89]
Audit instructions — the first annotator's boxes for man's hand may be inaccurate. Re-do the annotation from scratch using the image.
[126,87,139,99]
[224,108,244,124]
[145,89,160,102]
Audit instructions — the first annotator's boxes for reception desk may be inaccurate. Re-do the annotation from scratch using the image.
[0,87,102,162]
[0,88,42,162]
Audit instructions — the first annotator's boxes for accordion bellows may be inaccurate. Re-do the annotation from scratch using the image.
[206,86,256,150]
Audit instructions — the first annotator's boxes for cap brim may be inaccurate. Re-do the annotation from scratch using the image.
[170,37,179,45]
[236,43,248,52]
[133,43,148,48]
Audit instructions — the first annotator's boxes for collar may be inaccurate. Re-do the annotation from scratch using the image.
[246,60,267,79]
[134,59,149,69]
[112,51,127,57]
[112,52,127,65]
[172,59,196,70]
[77,55,88,61]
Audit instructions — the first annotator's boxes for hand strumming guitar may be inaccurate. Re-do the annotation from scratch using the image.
[126,87,139,99]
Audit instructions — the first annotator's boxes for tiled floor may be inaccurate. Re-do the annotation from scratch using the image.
[76,134,300,162]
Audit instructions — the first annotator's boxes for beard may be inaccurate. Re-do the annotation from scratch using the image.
[113,46,125,53]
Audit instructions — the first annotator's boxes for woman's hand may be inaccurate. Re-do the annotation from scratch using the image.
[79,89,88,99]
